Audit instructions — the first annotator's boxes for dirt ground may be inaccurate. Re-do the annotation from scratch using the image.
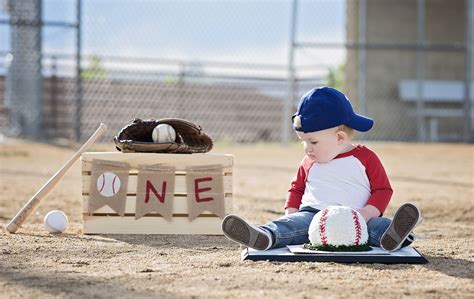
[0,139,473,298]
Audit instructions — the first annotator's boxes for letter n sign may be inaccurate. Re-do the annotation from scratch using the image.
[145,180,167,204]
[135,165,175,220]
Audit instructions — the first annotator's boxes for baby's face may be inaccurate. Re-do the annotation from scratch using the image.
[296,127,346,163]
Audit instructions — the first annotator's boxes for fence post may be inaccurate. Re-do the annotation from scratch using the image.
[358,0,367,139]
[50,56,58,136]
[5,0,43,139]
[74,0,83,142]
[464,0,473,142]
[284,0,298,146]
[416,0,426,141]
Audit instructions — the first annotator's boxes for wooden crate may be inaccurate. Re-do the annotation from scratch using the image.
[81,152,233,234]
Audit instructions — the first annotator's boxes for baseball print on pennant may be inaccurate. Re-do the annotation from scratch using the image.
[186,164,225,221]
[88,159,130,216]
[135,164,175,220]
[97,172,121,197]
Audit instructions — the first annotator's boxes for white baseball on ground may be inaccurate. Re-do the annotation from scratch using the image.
[152,124,176,143]
[308,206,368,246]
[43,210,69,233]
[96,171,121,197]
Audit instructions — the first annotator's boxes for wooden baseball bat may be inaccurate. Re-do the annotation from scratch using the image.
[6,123,108,233]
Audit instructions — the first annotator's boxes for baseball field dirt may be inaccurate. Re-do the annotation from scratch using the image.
[0,139,473,298]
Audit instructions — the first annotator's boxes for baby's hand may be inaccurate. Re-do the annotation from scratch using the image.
[357,205,381,223]
[357,208,371,223]
[285,207,298,215]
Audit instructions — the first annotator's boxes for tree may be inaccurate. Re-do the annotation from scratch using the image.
[82,55,108,80]
[326,63,345,92]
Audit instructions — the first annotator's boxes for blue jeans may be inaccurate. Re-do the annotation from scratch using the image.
[260,207,393,249]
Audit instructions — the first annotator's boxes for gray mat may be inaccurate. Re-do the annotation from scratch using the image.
[241,245,428,264]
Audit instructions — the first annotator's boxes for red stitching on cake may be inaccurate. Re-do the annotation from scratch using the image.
[352,210,362,245]
[318,208,329,245]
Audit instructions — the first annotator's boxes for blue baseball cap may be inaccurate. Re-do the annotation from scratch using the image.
[292,87,374,133]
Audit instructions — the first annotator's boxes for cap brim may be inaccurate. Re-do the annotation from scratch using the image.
[346,114,374,132]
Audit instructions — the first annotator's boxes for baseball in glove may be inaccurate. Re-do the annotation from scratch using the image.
[114,118,213,153]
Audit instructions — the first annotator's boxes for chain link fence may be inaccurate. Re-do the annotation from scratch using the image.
[1,0,472,143]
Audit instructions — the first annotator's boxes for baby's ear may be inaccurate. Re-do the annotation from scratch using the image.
[336,130,347,142]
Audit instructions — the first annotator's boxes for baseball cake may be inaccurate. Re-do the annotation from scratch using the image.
[305,206,371,251]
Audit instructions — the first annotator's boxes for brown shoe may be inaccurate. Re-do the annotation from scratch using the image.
[222,215,271,250]
[381,203,422,251]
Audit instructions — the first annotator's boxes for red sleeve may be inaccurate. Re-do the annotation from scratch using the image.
[284,157,312,209]
[356,148,393,215]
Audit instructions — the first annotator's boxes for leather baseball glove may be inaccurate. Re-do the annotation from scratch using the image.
[114,118,213,153]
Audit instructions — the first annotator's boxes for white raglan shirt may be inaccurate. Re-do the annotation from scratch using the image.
[300,155,372,210]
[285,145,393,214]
